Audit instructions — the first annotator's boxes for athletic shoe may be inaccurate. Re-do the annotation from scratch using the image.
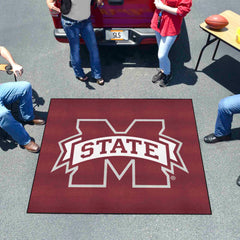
[159,73,172,87]
[152,69,163,83]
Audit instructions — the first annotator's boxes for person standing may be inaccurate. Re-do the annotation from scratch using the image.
[0,46,45,153]
[46,0,104,85]
[151,0,192,87]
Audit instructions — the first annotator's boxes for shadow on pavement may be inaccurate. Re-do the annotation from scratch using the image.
[0,129,18,151]
[169,19,198,87]
[231,127,240,141]
[203,55,240,94]
[79,19,197,87]
[80,44,159,86]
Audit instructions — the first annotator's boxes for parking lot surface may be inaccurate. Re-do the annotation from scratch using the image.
[0,1,240,239]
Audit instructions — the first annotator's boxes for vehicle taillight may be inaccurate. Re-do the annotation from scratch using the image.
[140,38,156,45]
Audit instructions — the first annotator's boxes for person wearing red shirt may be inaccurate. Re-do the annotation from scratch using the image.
[151,0,192,87]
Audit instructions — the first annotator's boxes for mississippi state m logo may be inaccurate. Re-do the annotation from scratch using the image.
[52,119,188,188]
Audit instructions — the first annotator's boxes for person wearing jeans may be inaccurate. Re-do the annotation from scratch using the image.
[155,32,177,77]
[46,0,104,85]
[204,94,240,143]
[0,46,45,153]
[151,0,192,87]
[204,94,240,186]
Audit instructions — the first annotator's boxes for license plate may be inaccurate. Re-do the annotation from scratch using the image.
[105,30,129,41]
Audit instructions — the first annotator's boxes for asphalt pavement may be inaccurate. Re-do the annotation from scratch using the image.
[0,0,240,239]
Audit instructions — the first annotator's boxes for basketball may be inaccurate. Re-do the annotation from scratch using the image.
[205,15,229,30]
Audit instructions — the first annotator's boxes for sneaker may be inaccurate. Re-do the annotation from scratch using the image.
[152,69,163,83]
[159,73,172,87]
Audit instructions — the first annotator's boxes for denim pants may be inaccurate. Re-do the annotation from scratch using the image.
[155,31,177,75]
[0,81,34,145]
[61,17,102,79]
[215,94,240,137]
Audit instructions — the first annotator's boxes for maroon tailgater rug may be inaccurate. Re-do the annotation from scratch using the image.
[28,99,211,214]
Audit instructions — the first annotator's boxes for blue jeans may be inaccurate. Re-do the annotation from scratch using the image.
[215,94,240,137]
[61,17,102,79]
[0,81,34,145]
[155,31,177,75]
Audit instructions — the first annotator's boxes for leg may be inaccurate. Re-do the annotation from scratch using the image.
[0,105,31,146]
[0,81,34,121]
[204,94,240,143]
[155,33,177,87]
[61,17,86,78]
[151,31,164,83]
[80,18,102,79]
[155,30,161,47]
[155,31,162,69]
[157,35,177,75]
[215,95,240,137]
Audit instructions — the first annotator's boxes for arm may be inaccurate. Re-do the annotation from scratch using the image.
[96,0,104,7]
[154,0,178,15]
[0,46,23,76]
[46,0,61,13]
[154,0,192,17]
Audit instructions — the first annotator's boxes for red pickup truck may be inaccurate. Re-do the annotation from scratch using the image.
[49,0,156,45]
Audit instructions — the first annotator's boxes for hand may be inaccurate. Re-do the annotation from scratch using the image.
[12,63,23,77]
[96,0,104,7]
[46,0,61,14]
[154,0,165,10]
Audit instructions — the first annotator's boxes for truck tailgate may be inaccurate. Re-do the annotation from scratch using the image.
[91,0,155,28]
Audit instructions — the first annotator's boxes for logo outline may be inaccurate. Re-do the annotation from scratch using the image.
[51,119,188,188]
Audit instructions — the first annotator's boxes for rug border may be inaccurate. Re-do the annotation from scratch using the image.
[27,98,212,215]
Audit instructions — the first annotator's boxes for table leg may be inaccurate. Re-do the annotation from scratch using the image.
[212,39,220,60]
[195,34,218,71]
